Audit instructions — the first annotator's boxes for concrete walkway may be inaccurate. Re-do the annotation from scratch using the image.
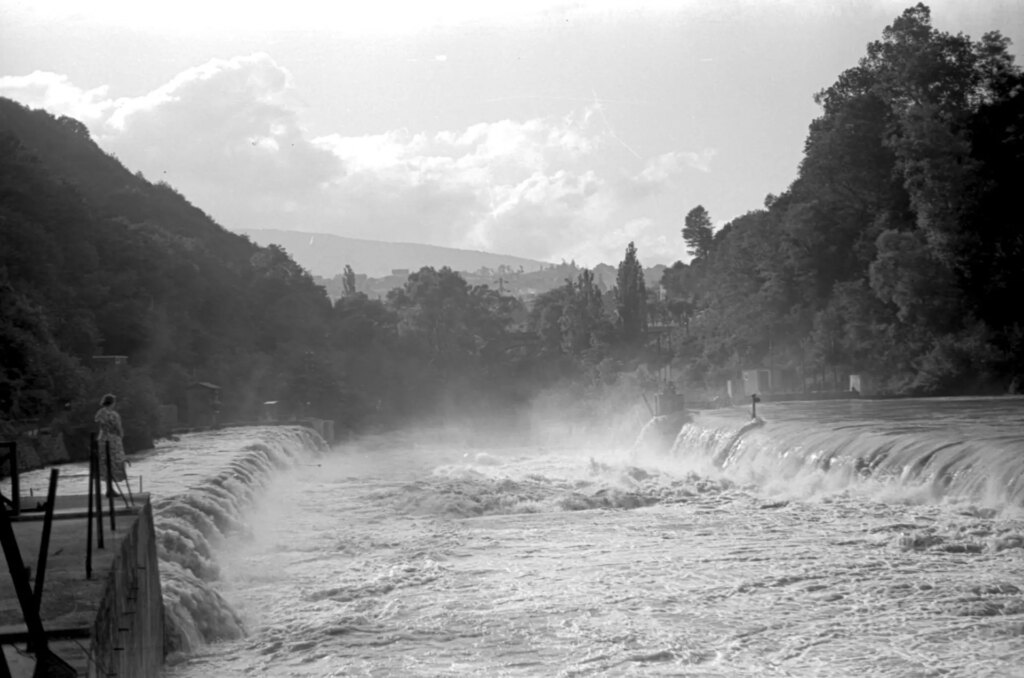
[1,493,150,676]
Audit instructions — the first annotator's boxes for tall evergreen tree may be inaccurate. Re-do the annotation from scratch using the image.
[342,264,357,297]
[615,242,647,344]
[682,206,714,260]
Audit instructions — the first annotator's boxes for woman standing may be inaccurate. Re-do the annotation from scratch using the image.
[94,393,127,492]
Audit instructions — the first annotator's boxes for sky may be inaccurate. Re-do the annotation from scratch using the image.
[2,0,1023,268]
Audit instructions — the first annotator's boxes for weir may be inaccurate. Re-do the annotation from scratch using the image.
[663,400,1024,506]
[1,425,328,676]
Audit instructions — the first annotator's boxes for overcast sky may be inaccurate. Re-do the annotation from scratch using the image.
[2,0,1022,268]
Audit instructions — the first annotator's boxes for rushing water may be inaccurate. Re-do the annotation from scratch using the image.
[7,398,1024,676]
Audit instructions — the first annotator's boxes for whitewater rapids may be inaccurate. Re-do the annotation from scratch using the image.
[8,399,1024,676]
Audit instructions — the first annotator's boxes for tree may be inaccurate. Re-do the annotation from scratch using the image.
[560,269,611,355]
[660,262,702,336]
[529,284,572,352]
[342,264,357,297]
[615,242,647,344]
[682,206,714,260]
[386,266,520,368]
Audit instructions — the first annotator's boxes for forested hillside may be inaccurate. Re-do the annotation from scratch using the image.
[660,5,1024,396]
[2,4,1021,457]
[0,98,656,450]
[0,98,336,448]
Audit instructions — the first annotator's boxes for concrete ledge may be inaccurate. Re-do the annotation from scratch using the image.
[1,497,164,677]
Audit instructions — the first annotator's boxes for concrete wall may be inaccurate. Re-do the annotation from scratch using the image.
[90,501,164,678]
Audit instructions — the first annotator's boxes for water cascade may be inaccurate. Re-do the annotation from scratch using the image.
[153,427,327,656]
[668,407,1024,506]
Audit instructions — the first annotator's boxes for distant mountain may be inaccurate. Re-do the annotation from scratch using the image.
[238,229,550,279]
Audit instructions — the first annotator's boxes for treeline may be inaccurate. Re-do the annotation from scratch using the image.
[2,4,1020,457]
[0,96,658,451]
[660,5,1024,396]
[1,99,335,449]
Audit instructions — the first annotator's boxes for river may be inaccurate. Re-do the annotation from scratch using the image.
[6,397,1024,676]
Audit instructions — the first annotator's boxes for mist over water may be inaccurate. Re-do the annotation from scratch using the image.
[6,400,1024,676]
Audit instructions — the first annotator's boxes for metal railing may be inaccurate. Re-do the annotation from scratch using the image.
[1,463,77,676]
[0,433,144,677]
[0,441,19,517]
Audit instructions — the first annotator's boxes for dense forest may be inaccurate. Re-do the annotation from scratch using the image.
[0,95,656,451]
[661,4,1024,397]
[1,4,1021,456]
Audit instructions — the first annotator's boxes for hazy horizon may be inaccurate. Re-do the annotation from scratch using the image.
[2,0,1022,267]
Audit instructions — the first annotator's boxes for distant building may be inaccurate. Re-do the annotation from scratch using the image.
[391,268,410,277]
[849,374,874,396]
[185,382,221,428]
[261,400,282,422]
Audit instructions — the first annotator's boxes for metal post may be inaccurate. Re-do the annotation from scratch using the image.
[105,442,116,532]
[0,638,11,678]
[0,442,18,517]
[33,469,59,611]
[751,393,761,419]
[10,446,17,518]
[86,438,95,579]
[93,444,104,550]
[123,473,135,507]
[0,497,49,656]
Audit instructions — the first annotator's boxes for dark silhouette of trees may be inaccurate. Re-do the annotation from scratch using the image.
[342,264,357,297]
[682,206,714,260]
[658,4,1024,395]
[3,1,1022,445]
[615,242,647,345]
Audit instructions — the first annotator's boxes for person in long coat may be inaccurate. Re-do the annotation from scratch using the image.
[94,393,127,487]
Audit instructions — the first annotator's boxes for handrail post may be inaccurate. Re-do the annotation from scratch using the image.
[0,496,49,657]
[33,469,59,610]
[0,635,11,678]
[93,440,104,550]
[105,441,116,532]
[0,442,18,516]
[86,439,94,579]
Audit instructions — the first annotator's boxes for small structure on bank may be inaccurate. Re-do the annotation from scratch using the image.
[261,401,282,422]
[185,382,221,428]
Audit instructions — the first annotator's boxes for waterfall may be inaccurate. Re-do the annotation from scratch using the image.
[153,426,327,657]
[668,411,1024,506]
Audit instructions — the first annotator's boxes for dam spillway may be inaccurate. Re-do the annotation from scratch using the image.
[5,407,1024,676]
[2,425,326,676]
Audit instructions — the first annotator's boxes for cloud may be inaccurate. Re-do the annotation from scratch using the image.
[0,71,113,122]
[0,55,708,266]
[102,54,340,199]
[3,55,339,205]
[309,113,609,256]
[681,148,717,173]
